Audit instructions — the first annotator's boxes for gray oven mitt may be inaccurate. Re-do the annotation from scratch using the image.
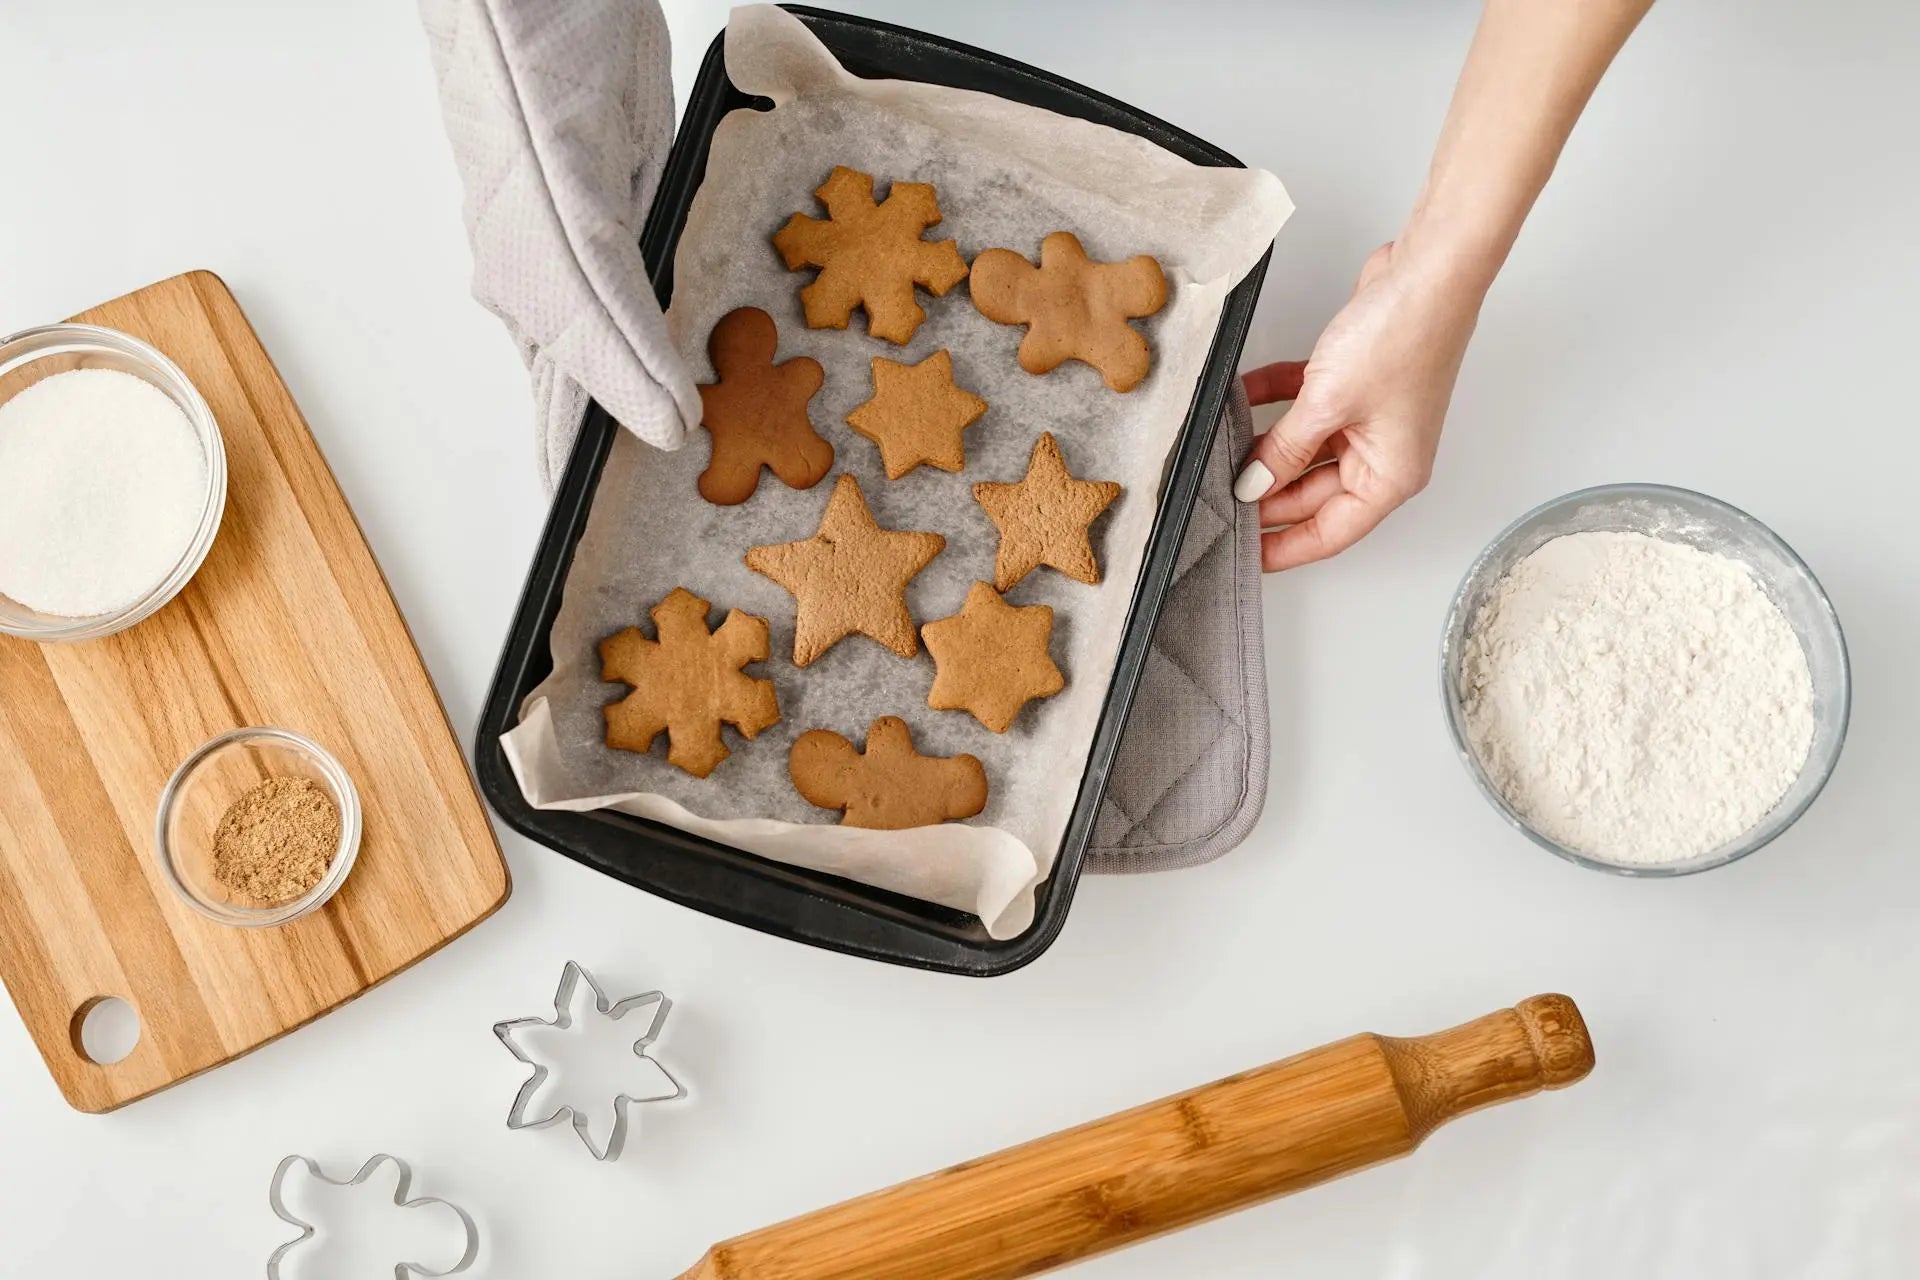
[418,0,1269,871]
[1086,382,1269,872]
[419,0,699,490]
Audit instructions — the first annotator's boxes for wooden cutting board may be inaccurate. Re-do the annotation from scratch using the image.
[0,271,510,1112]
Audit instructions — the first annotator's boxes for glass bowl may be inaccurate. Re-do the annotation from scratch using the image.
[154,727,361,927]
[0,323,227,642]
[1440,483,1849,877]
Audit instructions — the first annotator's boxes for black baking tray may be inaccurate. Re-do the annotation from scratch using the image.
[474,5,1271,976]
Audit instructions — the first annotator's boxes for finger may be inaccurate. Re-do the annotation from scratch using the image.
[1241,360,1308,407]
[1256,461,1345,528]
[1260,491,1391,571]
[1233,397,1344,503]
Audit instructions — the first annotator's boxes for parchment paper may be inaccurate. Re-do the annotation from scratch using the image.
[504,5,1290,938]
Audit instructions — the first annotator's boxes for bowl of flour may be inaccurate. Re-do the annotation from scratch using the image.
[1441,483,1848,875]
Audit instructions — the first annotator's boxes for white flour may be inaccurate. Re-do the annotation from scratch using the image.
[1460,530,1814,864]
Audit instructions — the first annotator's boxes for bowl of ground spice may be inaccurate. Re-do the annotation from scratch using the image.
[154,727,361,926]
[0,323,227,642]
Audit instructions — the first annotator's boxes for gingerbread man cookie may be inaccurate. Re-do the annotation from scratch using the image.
[745,474,946,667]
[696,307,833,505]
[772,166,971,345]
[922,582,1065,733]
[600,587,781,778]
[845,350,989,479]
[973,432,1123,591]
[969,231,1167,393]
[789,716,988,830]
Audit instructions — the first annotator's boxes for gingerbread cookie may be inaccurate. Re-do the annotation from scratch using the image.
[789,716,989,830]
[974,432,1123,591]
[922,582,1065,733]
[772,166,971,345]
[745,474,946,667]
[600,587,781,778]
[845,350,989,479]
[968,231,1167,393]
[696,307,832,505]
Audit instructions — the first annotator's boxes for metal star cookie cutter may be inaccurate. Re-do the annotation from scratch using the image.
[493,960,686,1162]
[267,1153,478,1280]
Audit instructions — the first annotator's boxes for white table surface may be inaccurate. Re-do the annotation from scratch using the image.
[4,1,1916,1275]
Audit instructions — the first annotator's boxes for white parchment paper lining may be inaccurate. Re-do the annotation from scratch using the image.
[503,5,1290,938]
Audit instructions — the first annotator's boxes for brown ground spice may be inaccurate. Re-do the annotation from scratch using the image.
[210,776,340,907]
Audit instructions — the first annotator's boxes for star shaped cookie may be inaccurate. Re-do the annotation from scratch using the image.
[922,582,1066,733]
[745,474,946,667]
[969,231,1167,393]
[973,432,1123,591]
[845,350,989,479]
[772,166,972,344]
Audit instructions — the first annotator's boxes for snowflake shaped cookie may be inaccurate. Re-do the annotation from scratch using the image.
[600,587,781,777]
[772,165,971,344]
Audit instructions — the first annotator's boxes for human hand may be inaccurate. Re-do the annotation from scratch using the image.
[1234,240,1484,570]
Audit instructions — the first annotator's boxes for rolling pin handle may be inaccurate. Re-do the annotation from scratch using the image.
[1379,993,1595,1144]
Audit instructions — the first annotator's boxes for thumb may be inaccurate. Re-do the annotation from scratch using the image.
[1233,396,1343,503]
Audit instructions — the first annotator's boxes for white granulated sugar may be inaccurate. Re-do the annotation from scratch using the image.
[1460,530,1814,864]
[0,368,206,617]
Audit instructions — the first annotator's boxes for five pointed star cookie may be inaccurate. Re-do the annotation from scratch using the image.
[845,350,989,479]
[922,582,1066,733]
[973,432,1123,591]
[599,587,781,778]
[969,231,1168,392]
[772,166,972,344]
[746,474,946,667]
[789,715,988,829]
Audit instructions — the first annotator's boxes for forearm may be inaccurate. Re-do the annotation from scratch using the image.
[1403,0,1654,293]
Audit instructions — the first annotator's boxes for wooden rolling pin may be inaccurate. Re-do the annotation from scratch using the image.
[676,994,1592,1280]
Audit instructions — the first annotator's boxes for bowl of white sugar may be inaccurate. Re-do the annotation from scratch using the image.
[1441,483,1848,876]
[0,323,226,642]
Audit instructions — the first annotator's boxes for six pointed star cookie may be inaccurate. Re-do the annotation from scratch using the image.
[772,166,972,344]
[600,587,781,778]
[845,350,989,479]
[973,432,1123,591]
[969,231,1168,392]
[790,715,989,829]
[746,474,946,667]
[922,582,1066,733]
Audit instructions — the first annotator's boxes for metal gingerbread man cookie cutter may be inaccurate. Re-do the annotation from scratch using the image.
[267,1152,478,1280]
[493,959,686,1161]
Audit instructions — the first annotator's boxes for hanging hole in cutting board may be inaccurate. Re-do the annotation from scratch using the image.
[71,996,141,1065]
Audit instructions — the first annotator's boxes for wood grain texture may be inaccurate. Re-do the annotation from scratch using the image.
[0,271,509,1112]
[675,995,1593,1280]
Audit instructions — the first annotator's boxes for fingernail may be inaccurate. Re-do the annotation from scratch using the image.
[1233,459,1273,504]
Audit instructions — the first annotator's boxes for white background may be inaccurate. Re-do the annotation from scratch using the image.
[2,1,1916,1275]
